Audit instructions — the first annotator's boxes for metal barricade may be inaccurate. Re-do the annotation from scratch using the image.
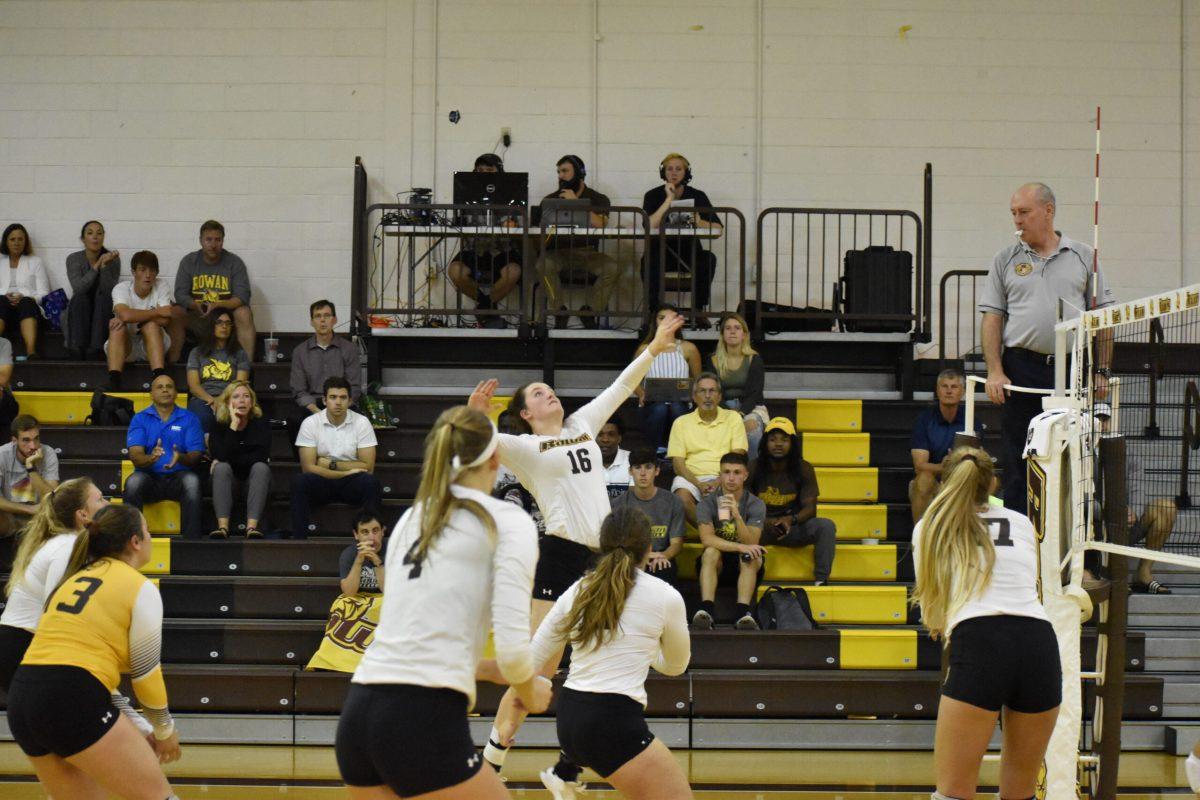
[362,202,531,330]
[754,208,923,338]
[653,206,746,328]
[938,269,988,361]
[531,205,649,332]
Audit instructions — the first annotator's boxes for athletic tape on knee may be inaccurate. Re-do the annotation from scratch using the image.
[1186,752,1200,793]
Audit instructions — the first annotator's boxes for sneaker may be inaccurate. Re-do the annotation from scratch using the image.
[554,306,570,330]
[540,767,586,800]
[692,609,713,630]
[580,305,599,330]
[736,613,760,630]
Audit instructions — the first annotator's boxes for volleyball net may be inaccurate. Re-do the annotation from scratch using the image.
[963,283,1200,800]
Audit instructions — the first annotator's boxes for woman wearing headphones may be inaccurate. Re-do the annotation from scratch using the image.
[641,154,722,314]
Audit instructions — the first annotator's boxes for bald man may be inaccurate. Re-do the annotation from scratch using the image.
[979,183,1114,511]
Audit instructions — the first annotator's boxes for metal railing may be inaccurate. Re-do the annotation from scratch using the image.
[652,206,746,328]
[1180,379,1199,508]
[938,269,988,360]
[350,156,368,335]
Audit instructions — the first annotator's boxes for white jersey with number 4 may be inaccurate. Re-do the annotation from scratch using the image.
[498,349,654,550]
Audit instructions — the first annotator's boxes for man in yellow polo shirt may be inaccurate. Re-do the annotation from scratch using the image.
[668,372,749,526]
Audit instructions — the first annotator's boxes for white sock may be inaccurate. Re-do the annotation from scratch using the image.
[1185,752,1200,793]
[483,726,509,769]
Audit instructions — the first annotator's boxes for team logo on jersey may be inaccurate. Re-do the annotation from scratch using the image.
[538,433,592,452]
[1014,261,1034,276]
[101,711,113,724]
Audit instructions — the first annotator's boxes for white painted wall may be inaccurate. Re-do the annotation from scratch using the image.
[0,0,1193,343]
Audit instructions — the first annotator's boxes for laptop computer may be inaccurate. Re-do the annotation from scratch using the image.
[452,172,528,225]
[539,198,592,228]
[643,377,691,403]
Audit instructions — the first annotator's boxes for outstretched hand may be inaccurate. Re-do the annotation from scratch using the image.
[468,379,498,414]
[647,311,685,356]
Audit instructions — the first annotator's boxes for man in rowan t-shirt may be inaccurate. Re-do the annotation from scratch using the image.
[610,447,684,585]
[172,219,256,360]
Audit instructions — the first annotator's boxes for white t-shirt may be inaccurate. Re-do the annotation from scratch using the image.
[295,409,377,462]
[352,485,538,707]
[1,532,78,631]
[530,570,690,708]
[603,448,632,487]
[498,350,653,549]
[112,278,173,312]
[911,505,1049,635]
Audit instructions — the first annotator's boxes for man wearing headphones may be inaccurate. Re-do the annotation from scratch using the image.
[642,153,722,312]
[447,153,523,327]
[533,155,622,329]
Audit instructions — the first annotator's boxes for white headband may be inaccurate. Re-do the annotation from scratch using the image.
[450,420,499,478]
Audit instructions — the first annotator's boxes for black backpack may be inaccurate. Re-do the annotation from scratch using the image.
[755,586,820,630]
[87,391,134,426]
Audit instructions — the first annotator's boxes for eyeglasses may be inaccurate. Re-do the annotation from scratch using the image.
[215,319,232,326]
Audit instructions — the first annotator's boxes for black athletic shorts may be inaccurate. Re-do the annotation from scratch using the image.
[451,248,522,282]
[7,665,120,757]
[336,683,481,795]
[694,550,766,588]
[942,615,1062,713]
[556,687,655,778]
[534,535,595,601]
[0,623,34,693]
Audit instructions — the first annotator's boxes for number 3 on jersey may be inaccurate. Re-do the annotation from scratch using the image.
[56,576,103,614]
[566,448,592,475]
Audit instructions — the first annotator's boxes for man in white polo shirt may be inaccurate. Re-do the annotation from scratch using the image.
[291,376,381,539]
[979,182,1114,510]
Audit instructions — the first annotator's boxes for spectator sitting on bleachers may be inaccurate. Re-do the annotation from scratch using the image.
[105,250,175,391]
[908,368,966,523]
[0,335,17,434]
[693,451,766,631]
[707,312,768,456]
[0,415,60,538]
[65,220,121,361]
[493,411,545,534]
[447,154,522,323]
[291,376,381,539]
[750,417,837,586]
[598,417,632,499]
[305,509,387,673]
[668,372,749,527]
[611,446,685,586]
[186,308,250,434]
[208,380,272,540]
[642,152,722,311]
[634,302,701,453]
[534,154,621,329]
[123,373,205,539]
[339,509,387,596]
[171,219,255,361]
[0,223,49,361]
[289,300,361,432]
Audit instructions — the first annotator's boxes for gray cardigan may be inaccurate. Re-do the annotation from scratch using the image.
[65,250,121,297]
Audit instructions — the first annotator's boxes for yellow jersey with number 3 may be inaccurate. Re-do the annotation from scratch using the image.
[22,558,168,710]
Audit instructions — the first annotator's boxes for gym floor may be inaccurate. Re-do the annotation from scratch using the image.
[0,745,1191,798]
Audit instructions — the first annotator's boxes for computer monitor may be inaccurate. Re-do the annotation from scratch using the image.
[539,198,592,228]
[452,171,528,208]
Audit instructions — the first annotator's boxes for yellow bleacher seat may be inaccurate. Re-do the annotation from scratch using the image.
[111,478,181,535]
[818,503,887,540]
[14,392,187,425]
[813,467,877,501]
[802,432,869,466]
[756,584,908,624]
[140,537,172,575]
[486,396,512,424]
[795,399,861,432]
[675,542,896,582]
[839,629,917,669]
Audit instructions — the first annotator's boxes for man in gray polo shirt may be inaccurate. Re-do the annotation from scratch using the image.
[979,182,1114,510]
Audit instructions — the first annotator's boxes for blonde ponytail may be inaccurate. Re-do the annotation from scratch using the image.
[409,406,498,566]
[558,507,651,651]
[5,478,96,597]
[910,447,997,640]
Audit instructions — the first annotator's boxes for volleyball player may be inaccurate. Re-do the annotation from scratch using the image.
[911,447,1060,800]
[530,507,692,800]
[0,477,106,690]
[1187,741,1199,795]
[467,309,684,788]
[334,405,553,800]
[7,504,181,800]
